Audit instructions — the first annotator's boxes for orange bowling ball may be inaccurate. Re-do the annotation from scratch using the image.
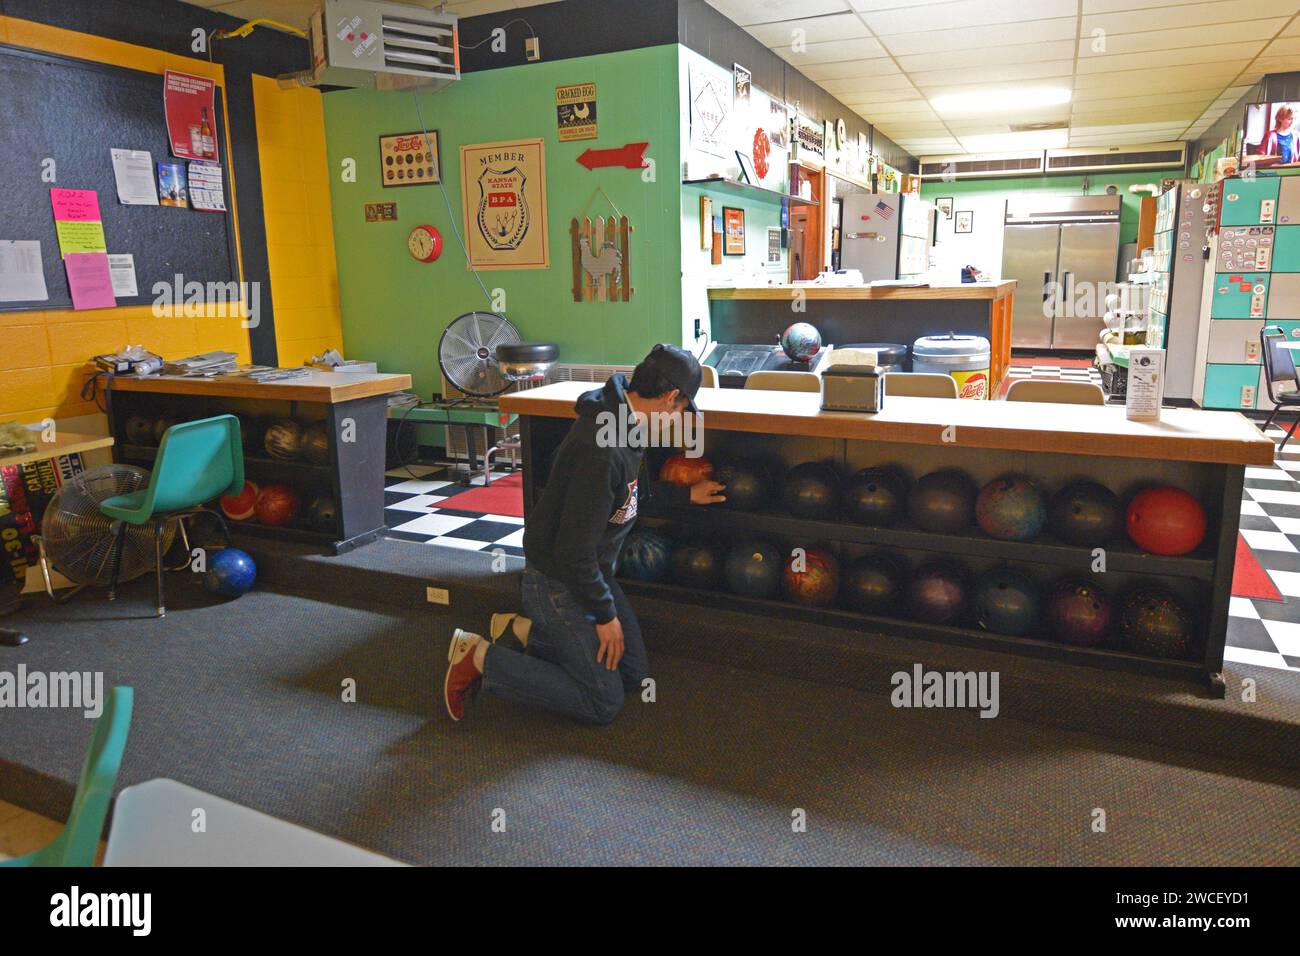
[1126,486,1207,556]
[254,484,302,527]
[659,454,713,487]
[219,480,260,522]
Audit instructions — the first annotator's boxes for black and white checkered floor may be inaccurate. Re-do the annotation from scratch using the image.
[1004,363,1103,385]
[381,426,1300,677]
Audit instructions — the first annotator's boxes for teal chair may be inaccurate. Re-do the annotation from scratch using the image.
[1,686,133,867]
[101,414,243,616]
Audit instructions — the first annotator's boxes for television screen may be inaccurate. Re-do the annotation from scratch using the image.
[1242,101,1300,166]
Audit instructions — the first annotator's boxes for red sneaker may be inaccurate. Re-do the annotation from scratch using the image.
[444,628,482,722]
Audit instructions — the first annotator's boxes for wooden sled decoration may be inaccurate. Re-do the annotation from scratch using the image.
[570,215,632,302]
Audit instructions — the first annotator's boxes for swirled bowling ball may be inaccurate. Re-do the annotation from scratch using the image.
[713,458,772,512]
[306,495,337,532]
[254,484,301,526]
[972,567,1041,637]
[976,473,1047,542]
[1047,480,1122,548]
[841,551,906,616]
[907,469,977,534]
[907,561,968,626]
[125,413,154,446]
[1046,579,1113,647]
[671,538,725,590]
[1119,586,1194,659]
[780,461,841,520]
[219,480,260,522]
[724,539,783,598]
[780,322,822,362]
[619,527,673,582]
[302,422,331,465]
[782,546,840,607]
[204,547,257,598]
[658,453,714,488]
[264,418,305,461]
[1126,486,1207,556]
[844,466,908,527]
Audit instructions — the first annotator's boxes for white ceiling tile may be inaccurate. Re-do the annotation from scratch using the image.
[895,40,1075,72]
[818,74,918,95]
[772,36,886,63]
[705,0,852,27]
[745,12,870,46]
[908,60,1074,90]
[878,17,1076,56]
[1078,39,1266,68]
[1247,56,1300,74]
[1082,3,1293,35]
[863,0,1077,37]
[1069,89,1223,111]
[1079,21,1287,58]
[800,59,902,81]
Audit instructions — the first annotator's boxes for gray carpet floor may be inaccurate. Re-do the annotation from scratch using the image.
[2,574,1298,866]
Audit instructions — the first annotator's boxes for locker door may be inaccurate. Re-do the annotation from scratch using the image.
[1203,364,1262,409]
[1206,319,1263,365]
[1266,272,1300,317]
[1210,272,1270,319]
[1219,178,1281,227]
[1278,176,1300,225]
[1272,225,1300,272]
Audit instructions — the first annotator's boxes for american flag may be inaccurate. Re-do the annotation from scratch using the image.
[874,200,894,219]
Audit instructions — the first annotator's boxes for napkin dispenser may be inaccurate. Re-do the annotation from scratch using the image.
[821,363,885,413]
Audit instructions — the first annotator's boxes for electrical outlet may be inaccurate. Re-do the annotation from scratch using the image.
[1241,385,1256,408]
[426,586,450,605]
[694,318,702,340]
[1246,341,1260,362]
[525,37,540,61]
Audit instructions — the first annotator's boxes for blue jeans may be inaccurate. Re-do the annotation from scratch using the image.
[481,567,649,725]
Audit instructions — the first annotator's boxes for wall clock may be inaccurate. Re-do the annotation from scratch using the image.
[408,224,443,262]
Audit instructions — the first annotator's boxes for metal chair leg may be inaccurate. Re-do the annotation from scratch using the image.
[154,520,168,618]
[1280,415,1300,454]
[1261,406,1279,434]
[107,521,129,601]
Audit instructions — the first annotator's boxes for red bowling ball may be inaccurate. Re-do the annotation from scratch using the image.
[1126,486,1207,556]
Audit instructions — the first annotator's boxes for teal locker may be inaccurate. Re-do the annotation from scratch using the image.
[1265,319,1300,340]
[1219,178,1280,226]
[1272,225,1300,271]
[1203,364,1262,409]
[1210,272,1269,318]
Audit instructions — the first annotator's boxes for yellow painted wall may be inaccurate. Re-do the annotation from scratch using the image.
[253,75,344,368]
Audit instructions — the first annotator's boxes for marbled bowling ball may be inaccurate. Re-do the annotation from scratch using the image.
[976,473,1047,542]
[780,322,823,363]
[302,423,331,466]
[907,561,968,626]
[1046,579,1113,648]
[972,567,1041,637]
[264,418,305,461]
[724,539,783,599]
[781,546,840,607]
[1119,586,1194,659]
[619,527,673,582]
[907,469,977,535]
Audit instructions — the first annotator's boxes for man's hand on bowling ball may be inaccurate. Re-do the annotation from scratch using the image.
[690,479,727,505]
[595,617,625,670]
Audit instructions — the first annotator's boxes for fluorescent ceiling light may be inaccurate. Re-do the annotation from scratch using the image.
[930,87,1071,115]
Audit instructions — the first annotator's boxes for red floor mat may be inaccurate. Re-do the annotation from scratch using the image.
[1232,533,1282,601]
[438,472,524,518]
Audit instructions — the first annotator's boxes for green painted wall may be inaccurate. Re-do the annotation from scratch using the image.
[324,45,682,399]
[920,169,1183,245]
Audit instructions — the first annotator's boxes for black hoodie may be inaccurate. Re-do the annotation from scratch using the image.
[523,374,689,623]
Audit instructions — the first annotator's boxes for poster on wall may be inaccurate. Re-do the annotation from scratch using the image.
[689,62,730,158]
[555,83,598,142]
[459,139,549,271]
[722,206,745,256]
[768,100,788,150]
[163,70,218,162]
[380,131,441,187]
[733,64,751,109]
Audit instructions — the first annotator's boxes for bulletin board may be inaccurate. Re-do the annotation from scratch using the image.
[0,44,239,312]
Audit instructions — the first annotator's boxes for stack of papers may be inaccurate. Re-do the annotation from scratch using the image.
[238,366,312,383]
[162,351,238,376]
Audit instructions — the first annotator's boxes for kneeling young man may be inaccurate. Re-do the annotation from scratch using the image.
[445,344,725,724]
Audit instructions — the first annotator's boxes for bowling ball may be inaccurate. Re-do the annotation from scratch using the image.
[781,546,841,607]
[264,418,305,461]
[907,561,968,626]
[972,567,1041,637]
[907,469,977,534]
[219,480,260,522]
[841,552,906,616]
[1046,579,1113,647]
[203,547,257,598]
[659,453,713,488]
[1047,480,1121,548]
[976,473,1047,542]
[1119,587,1194,659]
[1126,486,1207,556]
[781,461,841,520]
[619,527,673,581]
[307,495,337,532]
[124,413,154,446]
[302,423,330,465]
[844,466,908,527]
[780,321,822,362]
[713,458,772,512]
[254,484,301,526]
[724,539,783,598]
[671,539,725,590]
[152,414,177,445]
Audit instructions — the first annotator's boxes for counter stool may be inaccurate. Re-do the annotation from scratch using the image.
[884,373,958,398]
[744,370,821,392]
[1005,380,1106,405]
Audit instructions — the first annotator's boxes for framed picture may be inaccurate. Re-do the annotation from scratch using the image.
[954,210,973,234]
[735,149,758,184]
[936,196,954,220]
[722,206,745,255]
[380,131,441,187]
[459,138,549,270]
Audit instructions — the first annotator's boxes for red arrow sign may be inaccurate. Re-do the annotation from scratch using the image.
[577,142,649,170]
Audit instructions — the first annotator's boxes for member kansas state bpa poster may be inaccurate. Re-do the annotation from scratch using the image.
[459,139,549,270]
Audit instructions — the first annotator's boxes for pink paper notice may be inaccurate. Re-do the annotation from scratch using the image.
[50,188,103,222]
[64,252,117,310]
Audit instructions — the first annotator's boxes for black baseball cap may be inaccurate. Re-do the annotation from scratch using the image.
[642,343,703,414]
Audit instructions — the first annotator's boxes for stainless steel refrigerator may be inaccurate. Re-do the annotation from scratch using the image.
[841,193,935,281]
[1002,195,1122,349]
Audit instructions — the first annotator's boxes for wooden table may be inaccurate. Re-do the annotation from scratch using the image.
[502,382,1274,694]
[108,371,411,553]
[707,282,1017,394]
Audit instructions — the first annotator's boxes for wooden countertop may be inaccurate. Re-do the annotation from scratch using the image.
[0,432,113,467]
[500,382,1274,466]
[707,281,1017,302]
[109,369,412,404]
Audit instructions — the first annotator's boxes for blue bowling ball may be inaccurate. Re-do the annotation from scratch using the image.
[619,527,672,581]
[204,547,257,598]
